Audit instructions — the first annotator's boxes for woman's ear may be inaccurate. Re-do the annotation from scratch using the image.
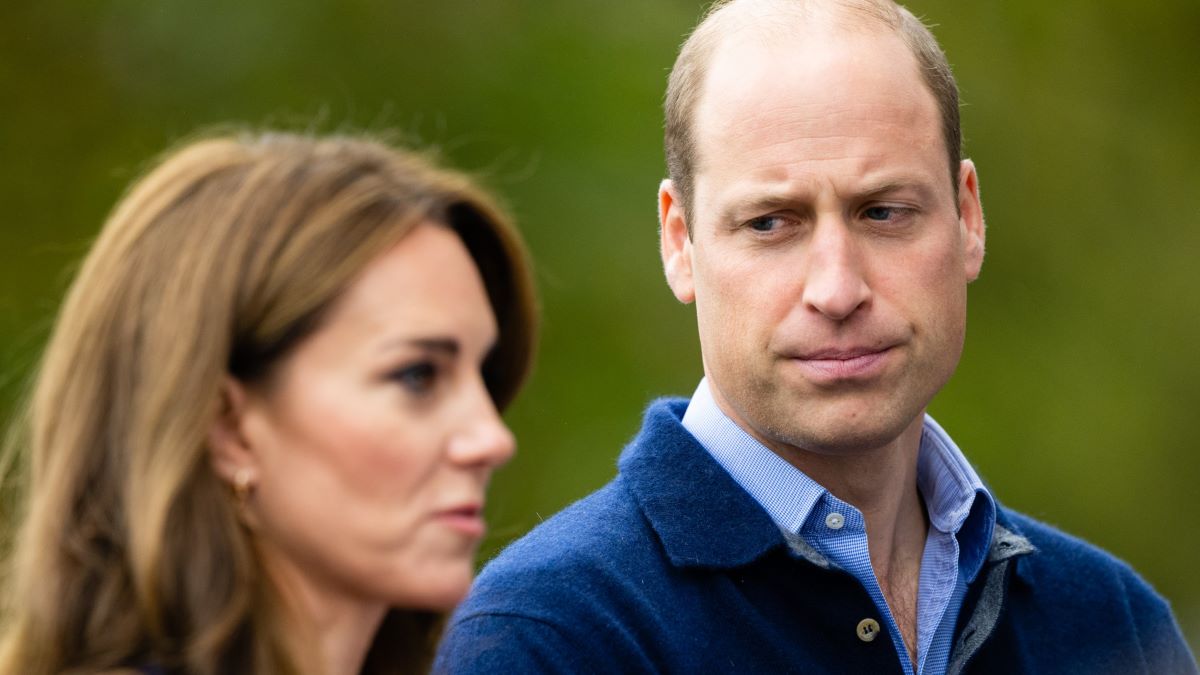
[207,376,260,487]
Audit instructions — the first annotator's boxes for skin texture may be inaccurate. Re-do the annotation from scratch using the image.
[658,19,985,663]
[210,221,515,675]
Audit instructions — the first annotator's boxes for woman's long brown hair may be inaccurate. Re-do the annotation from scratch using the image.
[0,132,537,675]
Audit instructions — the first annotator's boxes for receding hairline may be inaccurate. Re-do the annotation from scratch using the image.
[695,0,905,44]
[665,0,963,223]
[688,1,920,164]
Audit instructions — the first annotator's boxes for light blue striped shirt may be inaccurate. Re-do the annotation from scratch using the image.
[682,379,996,675]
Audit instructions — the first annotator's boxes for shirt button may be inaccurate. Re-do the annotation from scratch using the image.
[857,618,881,643]
[825,512,845,530]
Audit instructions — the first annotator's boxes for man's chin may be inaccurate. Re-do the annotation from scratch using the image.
[781,428,907,456]
[752,404,920,457]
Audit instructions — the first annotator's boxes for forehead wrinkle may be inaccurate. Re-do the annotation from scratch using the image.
[697,101,940,197]
[698,59,933,143]
[715,126,930,186]
[705,86,930,138]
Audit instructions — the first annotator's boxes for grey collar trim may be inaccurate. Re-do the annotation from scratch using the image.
[780,522,1033,572]
[988,523,1036,563]
[946,524,1036,675]
[781,529,834,569]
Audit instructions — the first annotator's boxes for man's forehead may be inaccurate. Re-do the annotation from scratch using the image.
[693,25,931,150]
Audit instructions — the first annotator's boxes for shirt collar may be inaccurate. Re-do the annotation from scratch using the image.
[917,415,996,580]
[682,378,996,579]
[682,379,826,534]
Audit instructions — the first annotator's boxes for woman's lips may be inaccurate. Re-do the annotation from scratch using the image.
[436,505,486,538]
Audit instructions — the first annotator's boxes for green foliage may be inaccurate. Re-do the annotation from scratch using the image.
[2,0,1197,651]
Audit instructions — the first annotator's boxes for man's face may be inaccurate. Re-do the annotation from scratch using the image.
[660,25,985,456]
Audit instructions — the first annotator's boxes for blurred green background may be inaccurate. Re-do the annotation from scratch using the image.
[2,0,1197,654]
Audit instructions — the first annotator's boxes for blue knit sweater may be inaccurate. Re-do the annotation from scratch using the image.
[435,399,1196,674]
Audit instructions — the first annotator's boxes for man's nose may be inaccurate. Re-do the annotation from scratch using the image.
[447,383,517,468]
[800,219,871,321]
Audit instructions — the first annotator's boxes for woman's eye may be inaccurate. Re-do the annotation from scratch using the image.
[389,362,437,395]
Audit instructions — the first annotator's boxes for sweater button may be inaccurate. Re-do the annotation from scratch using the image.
[856,618,881,642]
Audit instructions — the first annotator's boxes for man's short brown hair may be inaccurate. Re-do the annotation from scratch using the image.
[664,0,962,229]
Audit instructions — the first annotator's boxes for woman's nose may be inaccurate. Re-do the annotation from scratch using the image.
[447,387,516,468]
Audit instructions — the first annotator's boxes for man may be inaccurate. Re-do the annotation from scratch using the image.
[435,1,1198,673]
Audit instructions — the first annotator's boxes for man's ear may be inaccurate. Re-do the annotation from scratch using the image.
[958,159,986,282]
[207,376,261,487]
[659,179,696,304]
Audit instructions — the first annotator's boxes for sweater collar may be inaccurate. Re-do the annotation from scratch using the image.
[618,398,787,569]
[618,397,1037,575]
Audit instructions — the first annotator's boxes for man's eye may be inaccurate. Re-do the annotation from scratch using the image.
[863,206,895,221]
[389,362,437,395]
[747,216,783,232]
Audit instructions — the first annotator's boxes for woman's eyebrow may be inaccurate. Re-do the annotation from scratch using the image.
[378,336,461,356]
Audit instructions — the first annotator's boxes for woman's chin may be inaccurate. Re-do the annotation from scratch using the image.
[388,564,475,612]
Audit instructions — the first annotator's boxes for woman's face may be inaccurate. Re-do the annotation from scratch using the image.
[234,221,515,613]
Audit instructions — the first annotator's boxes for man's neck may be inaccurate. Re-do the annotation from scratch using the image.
[759,412,926,541]
[761,413,929,665]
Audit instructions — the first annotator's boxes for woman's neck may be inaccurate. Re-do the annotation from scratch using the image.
[258,543,387,675]
[315,603,387,675]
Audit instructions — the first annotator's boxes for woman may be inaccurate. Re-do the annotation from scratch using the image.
[0,132,537,674]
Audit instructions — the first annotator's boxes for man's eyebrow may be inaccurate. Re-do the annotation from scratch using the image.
[718,180,939,223]
[855,180,937,202]
[719,193,800,223]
